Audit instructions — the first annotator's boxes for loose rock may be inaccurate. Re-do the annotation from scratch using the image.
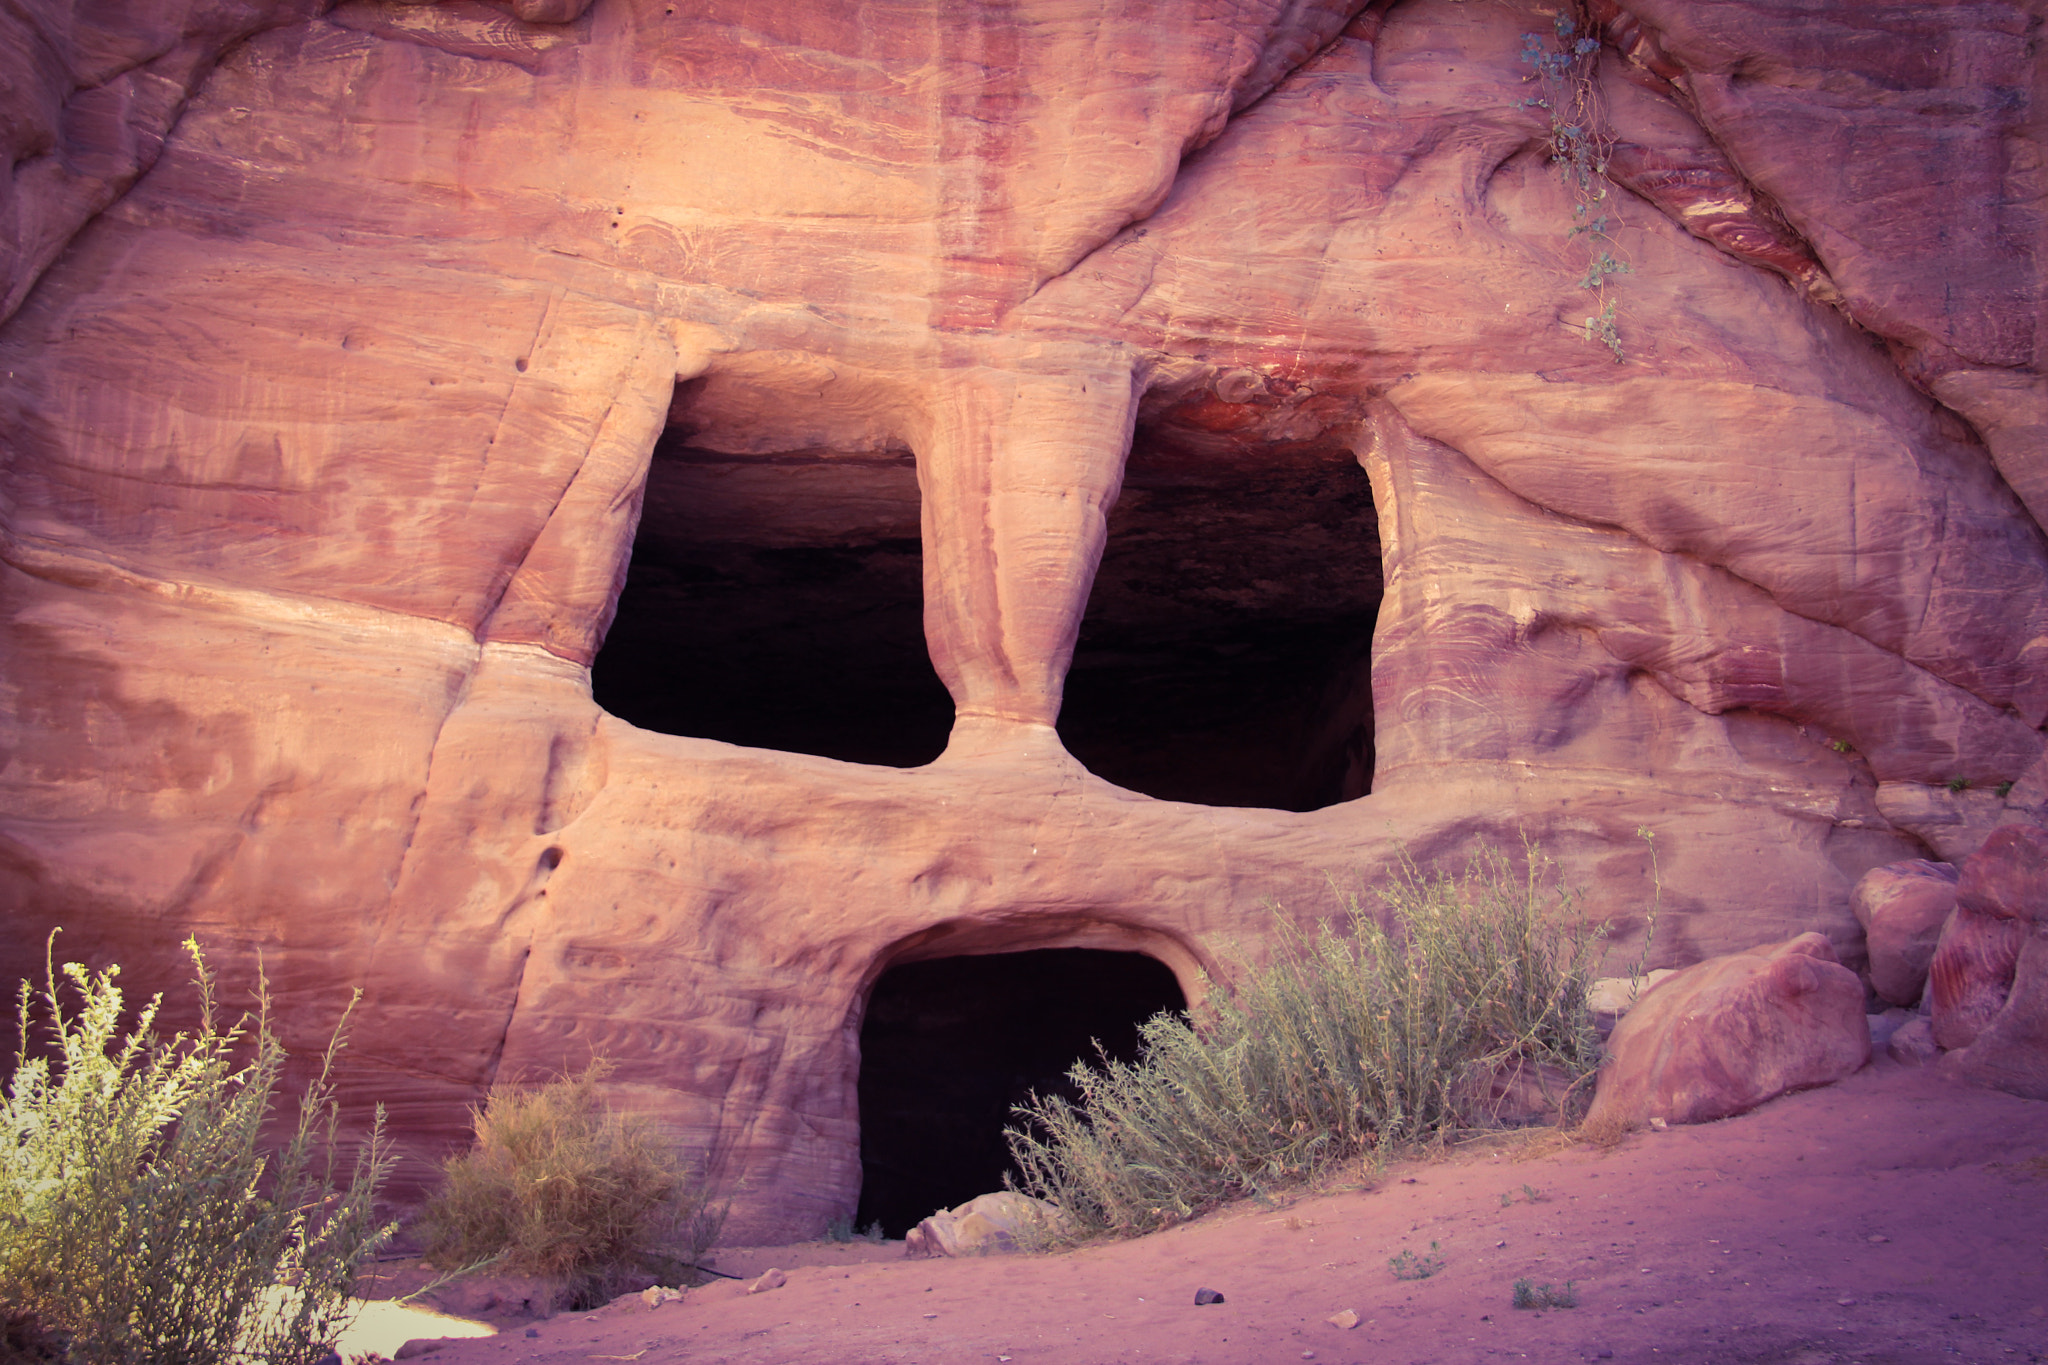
[1940,827,2048,1098]
[1587,933,1869,1127]
[1585,971,1678,1018]
[904,1192,1067,1259]
[1887,1017,1939,1065]
[1851,860,1959,1006]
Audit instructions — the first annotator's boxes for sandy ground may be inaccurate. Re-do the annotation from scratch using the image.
[378,1060,2048,1365]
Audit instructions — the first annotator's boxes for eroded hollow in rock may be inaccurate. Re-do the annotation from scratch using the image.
[855,948,1187,1238]
[1059,428,1383,810]
[592,427,954,766]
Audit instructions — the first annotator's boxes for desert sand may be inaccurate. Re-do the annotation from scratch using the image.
[385,1060,2048,1365]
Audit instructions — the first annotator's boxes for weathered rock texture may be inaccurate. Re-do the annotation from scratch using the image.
[1588,932,1871,1127]
[1936,825,2048,1096]
[1852,860,1959,1008]
[1,0,2045,1239]
[903,1192,1064,1260]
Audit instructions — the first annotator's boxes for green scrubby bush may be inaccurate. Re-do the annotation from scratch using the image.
[1004,843,1611,1239]
[1389,1241,1445,1280]
[0,937,394,1365]
[416,1064,720,1307]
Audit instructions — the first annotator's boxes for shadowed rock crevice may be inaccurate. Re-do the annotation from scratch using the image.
[854,948,1186,1238]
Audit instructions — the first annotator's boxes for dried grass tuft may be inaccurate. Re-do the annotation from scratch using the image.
[417,1063,720,1307]
[1005,840,1619,1240]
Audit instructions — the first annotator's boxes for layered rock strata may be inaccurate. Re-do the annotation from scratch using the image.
[2,0,2045,1238]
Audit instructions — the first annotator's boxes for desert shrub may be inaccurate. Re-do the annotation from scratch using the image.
[417,1064,720,1306]
[1389,1242,1445,1280]
[824,1214,884,1245]
[0,937,394,1365]
[1005,842,1610,1238]
[1512,1277,1578,1309]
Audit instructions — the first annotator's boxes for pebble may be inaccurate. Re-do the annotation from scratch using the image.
[1194,1288,1227,1306]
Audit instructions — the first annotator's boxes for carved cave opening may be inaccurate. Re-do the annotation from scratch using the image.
[1059,431,1383,810]
[854,948,1186,1238]
[591,424,955,766]
[594,411,1383,806]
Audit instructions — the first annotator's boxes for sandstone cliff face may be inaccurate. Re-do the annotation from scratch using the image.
[1,0,2043,1240]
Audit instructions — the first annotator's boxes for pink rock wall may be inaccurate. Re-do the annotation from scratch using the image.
[1,0,2044,1240]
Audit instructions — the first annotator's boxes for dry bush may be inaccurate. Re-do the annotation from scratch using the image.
[418,1065,720,1307]
[0,937,393,1365]
[1005,842,1614,1239]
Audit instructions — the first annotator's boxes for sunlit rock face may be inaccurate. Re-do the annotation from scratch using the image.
[1,0,2043,1240]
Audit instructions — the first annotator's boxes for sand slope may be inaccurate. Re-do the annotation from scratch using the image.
[399,1060,2048,1365]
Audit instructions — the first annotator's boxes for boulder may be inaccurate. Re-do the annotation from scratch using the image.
[1928,910,2026,1050]
[1586,933,1870,1127]
[1956,825,2048,922]
[903,1193,1066,1259]
[1942,826,2048,1098]
[1850,860,1959,1006]
[1886,1016,1939,1066]
[1865,1007,1914,1054]
[1949,931,2048,1099]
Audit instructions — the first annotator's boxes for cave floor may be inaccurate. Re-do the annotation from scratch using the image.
[387,1061,2048,1365]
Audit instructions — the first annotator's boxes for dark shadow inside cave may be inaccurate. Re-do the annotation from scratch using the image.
[855,948,1186,1238]
[591,425,955,766]
[595,407,1384,801]
[1058,429,1383,810]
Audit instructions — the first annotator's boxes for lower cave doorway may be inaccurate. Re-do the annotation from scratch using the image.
[854,948,1187,1238]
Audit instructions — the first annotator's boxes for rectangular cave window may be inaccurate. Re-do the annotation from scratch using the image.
[590,421,954,767]
[1056,428,1382,811]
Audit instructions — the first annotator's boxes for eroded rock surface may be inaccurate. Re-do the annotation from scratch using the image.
[1,0,2043,1239]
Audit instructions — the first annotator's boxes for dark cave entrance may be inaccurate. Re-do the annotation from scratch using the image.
[591,424,955,766]
[1058,428,1383,810]
[854,948,1187,1238]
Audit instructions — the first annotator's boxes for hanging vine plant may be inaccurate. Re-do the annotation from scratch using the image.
[1521,6,1629,361]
